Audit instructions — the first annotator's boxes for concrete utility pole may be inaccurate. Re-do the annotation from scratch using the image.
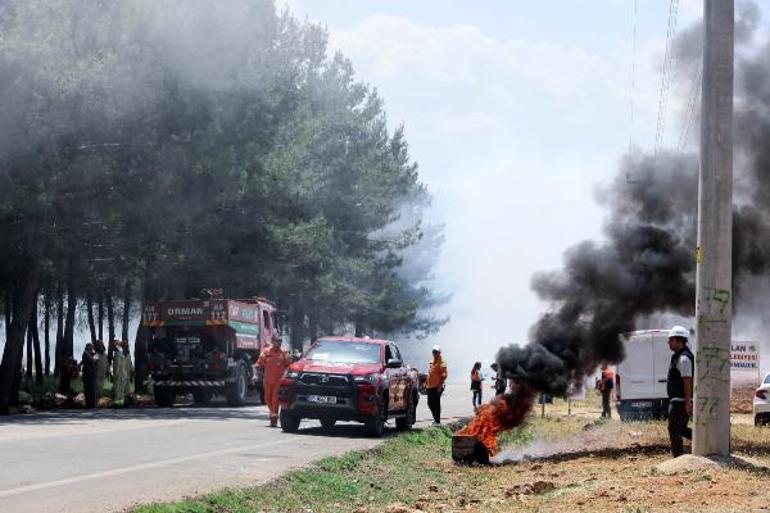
[693,0,734,457]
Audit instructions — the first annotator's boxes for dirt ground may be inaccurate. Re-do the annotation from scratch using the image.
[399,395,770,513]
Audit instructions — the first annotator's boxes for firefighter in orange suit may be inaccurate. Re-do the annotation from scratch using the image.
[257,333,291,427]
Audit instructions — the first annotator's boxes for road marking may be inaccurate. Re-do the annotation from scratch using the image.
[0,438,293,498]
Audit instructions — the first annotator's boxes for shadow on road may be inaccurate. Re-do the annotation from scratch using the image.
[0,400,270,426]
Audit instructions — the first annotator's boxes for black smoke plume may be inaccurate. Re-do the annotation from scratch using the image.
[497,2,770,396]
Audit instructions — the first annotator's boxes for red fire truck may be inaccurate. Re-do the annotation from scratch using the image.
[142,297,278,407]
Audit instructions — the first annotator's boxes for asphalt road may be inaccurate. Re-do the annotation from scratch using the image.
[0,382,472,513]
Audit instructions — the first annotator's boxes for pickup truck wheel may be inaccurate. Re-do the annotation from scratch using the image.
[226,365,247,406]
[192,389,213,405]
[396,395,417,431]
[320,418,336,429]
[154,388,175,408]
[364,404,386,437]
[280,410,301,433]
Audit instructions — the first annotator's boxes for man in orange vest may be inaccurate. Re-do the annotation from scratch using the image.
[257,333,291,427]
[425,345,448,426]
[597,364,615,418]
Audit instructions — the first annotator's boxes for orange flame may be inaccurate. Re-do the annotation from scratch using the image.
[456,382,534,455]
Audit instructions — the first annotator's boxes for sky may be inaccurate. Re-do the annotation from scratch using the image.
[281,0,720,373]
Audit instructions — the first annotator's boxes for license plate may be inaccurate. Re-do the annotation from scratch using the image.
[631,401,652,408]
[308,395,337,404]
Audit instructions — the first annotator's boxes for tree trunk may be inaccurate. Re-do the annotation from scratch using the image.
[55,287,64,377]
[98,295,104,342]
[30,298,42,384]
[86,293,97,344]
[0,263,41,414]
[121,281,131,342]
[58,279,77,394]
[25,319,32,379]
[107,295,115,365]
[44,294,51,376]
[290,306,305,353]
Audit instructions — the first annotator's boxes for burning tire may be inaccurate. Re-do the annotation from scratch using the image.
[154,388,176,408]
[280,410,301,433]
[226,364,248,406]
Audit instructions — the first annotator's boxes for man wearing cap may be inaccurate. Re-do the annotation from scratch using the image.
[257,333,291,427]
[425,345,448,426]
[667,325,694,457]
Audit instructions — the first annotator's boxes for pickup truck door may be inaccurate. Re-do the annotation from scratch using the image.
[385,343,407,412]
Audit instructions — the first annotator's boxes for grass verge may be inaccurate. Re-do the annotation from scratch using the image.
[132,421,533,513]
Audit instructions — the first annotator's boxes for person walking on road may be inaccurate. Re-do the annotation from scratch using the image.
[426,345,448,426]
[597,364,614,418]
[666,325,694,457]
[470,361,483,412]
[257,333,291,427]
[81,343,98,408]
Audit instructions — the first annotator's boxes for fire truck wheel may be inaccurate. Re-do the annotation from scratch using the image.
[154,388,176,408]
[364,404,386,437]
[280,410,301,433]
[226,364,248,406]
[192,389,213,405]
[320,417,336,429]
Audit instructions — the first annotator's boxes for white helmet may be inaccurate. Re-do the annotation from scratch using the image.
[668,325,689,341]
[432,345,441,353]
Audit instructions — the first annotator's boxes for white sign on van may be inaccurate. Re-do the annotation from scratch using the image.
[731,341,760,386]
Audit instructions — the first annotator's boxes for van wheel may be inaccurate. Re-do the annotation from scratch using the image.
[226,365,247,406]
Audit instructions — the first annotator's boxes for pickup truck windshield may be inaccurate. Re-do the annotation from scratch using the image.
[305,340,381,364]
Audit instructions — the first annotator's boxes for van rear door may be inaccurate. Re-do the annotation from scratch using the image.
[652,332,670,398]
[619,332,655,400]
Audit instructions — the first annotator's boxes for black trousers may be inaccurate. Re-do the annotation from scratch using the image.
[427,387,442,423]
[83,376,97,409]
[472,389,482,410]
[601,389,612,418]
[668,401,692,457]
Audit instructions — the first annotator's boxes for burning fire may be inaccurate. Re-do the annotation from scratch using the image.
[456,382,535,455]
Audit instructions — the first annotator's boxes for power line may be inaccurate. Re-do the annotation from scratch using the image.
[653,0,681,154]
[677,56,703,153]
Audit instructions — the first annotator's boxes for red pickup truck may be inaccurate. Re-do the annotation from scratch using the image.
[278,337,420,437]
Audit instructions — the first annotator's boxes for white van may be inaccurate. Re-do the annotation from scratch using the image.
[615,329,672,420]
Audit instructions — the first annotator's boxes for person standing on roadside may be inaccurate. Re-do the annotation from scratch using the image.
[81,343,98,408]
[426,345,448,426]
[597,364,614,418]
[490,362,506,396]
[257,333,291,427]
[667,325,694,457]
[470,362,483,412]
[94,340,108,399]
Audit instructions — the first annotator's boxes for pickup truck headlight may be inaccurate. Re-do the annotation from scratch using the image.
[286,371,299,379]
[354,374,379,384]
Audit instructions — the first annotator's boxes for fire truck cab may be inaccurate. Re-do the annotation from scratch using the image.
[143,297,278,407]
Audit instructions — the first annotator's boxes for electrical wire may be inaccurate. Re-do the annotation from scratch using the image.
[653,0,680,154]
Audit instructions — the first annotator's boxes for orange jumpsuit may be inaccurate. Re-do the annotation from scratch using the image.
[257,346,291,420]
